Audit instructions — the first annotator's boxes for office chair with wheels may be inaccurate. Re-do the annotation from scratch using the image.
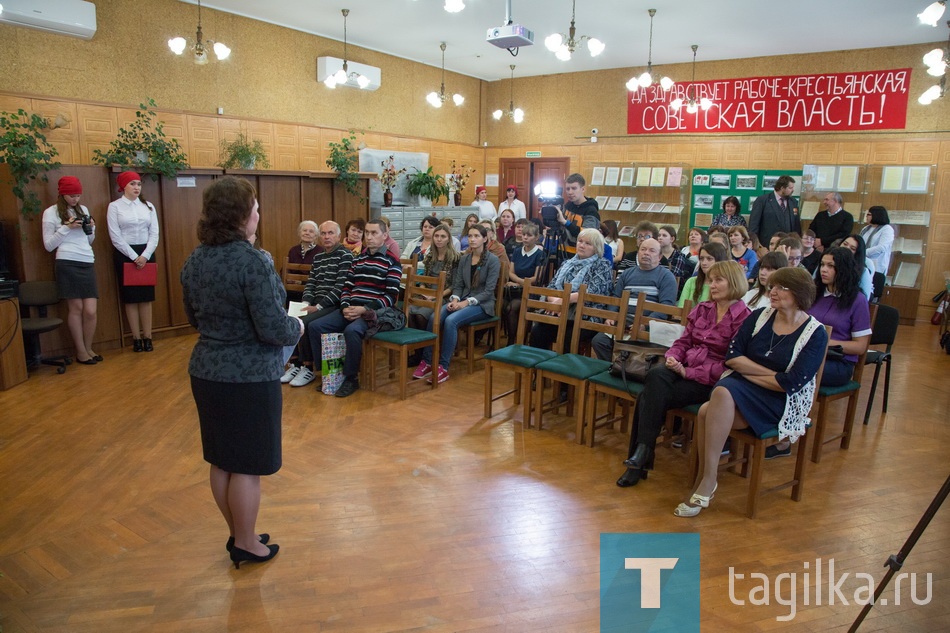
[19,281,70,374]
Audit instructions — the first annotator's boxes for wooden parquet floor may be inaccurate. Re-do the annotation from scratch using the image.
[1,324,948,632]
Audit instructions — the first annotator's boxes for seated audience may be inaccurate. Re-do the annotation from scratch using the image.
[438,216,462,251]
[800,229,820,273]
[727,225,758,279]
[497,208,516,244]
[459,213,480,251]
[750,232,767,259]
[504,218,528,257]
[402,216,441,259]
[308,220,402,398]
[282,221,355,388]
[592,238,678,361]
[287,221,322,266]
[707,231,730,249]
[413,224,500,385]
[343,218,364,255]
[680,227,707,265]
[711,195,747,227]
[840,234,874,300]
[617,261,752,487]
[743,251,788,311]
[617,220,658,271]
[504,222,546,338]
[479,220,511,267]
[375,215,402,260]
[408,223,460,331]
[678,242,728,308]
[674,267,828,517]
[529,228,614,354]
[602,219,625,267]
[658,225,692,291]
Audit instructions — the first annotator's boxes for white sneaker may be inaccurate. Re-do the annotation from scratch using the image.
[289,367,316,387]
[280,365,300,383]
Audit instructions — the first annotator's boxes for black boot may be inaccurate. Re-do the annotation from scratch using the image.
[616,467,648,487]
[623,443,654,470]
[143,338,154,352]
[132,338,144,352]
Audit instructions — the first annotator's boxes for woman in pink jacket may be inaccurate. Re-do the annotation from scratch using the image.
[617,261,752,487]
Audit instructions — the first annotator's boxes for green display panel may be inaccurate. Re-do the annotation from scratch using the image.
[688,169,803,229]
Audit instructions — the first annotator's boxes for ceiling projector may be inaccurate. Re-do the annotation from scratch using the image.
[486,24,534,49]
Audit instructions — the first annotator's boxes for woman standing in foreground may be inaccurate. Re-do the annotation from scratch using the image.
[107,171,159,352]
[181,176,304,568]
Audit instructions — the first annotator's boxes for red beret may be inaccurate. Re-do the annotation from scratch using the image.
[475,186,486,195]
[506,185,517,195]
[58,176,82,196]
[117,171,142,192]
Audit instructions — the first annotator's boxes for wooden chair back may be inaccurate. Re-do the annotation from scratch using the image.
[515,281,572,349]
[403,269,447,326]
[569,286,632,354]
[629,295,692,343]
[281,258,311,294]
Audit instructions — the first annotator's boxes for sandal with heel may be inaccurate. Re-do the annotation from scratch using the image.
[673,484,717,517]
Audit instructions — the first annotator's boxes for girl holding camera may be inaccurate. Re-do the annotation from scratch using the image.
[42,176,101,364]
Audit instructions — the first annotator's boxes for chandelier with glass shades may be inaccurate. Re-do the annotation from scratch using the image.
[324,9,370,89]
[493,65,524,123]
[544,0,605,61]
[919,19,950,104]
[626,8,672,92]
[444,0,465,12]
[427,42,464,107]
[918,1,947,25]
[670,45,714,113]
[168,0,231,64]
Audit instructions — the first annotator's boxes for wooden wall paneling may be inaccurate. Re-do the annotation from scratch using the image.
[600,145,625,163]
[160,172,214,327]
[256,175,302,267]
[646,143,672,164]
[0,94,31,114]
[301,178,332,226]
[838,142,871,164]
[362,132,383,151]
[870,141,903,164]
[940,140,950,164]
[670,142,698,164]
[247,121,277,172]
[622,144,648,163]
[804,142,837,164]
[187,115,220,169]
[321,129,345,169]
[904,141,939,164]
[31,99,80,165]
[579,145,603,176]
[695,142,723,167]
[76,104,119,165]
[298,125,323,171]
[156,112,189,165]
[139,175,172,333]
[217,118,244,146]
[777,142,805,166]
[720,143,750,168]
[274,124,300,171]
[749,143,778,166]
[329,176,371,230]
[397,137,426,154]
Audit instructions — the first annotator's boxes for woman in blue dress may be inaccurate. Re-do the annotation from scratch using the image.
[674,267,828,517]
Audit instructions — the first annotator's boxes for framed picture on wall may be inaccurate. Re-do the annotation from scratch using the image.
[762,175,779,190]
[591,166,606,186]
[605,167,621,186]
[736,174,757,189]
[710,174,731,188]
[694,194,714,209]
[619,168,635,186]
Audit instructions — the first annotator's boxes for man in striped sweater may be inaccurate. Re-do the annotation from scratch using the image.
[308,219,402,397]
[281,221,355,388]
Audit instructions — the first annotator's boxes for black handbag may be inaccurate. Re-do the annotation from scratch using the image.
[609,340,668,382]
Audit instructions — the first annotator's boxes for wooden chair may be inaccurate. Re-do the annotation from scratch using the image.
[533,286,630,445]
[458,262,508,374]
[810,305,875,463]
[364,270,446,400]
[397,254,419,303]
[281,258,311,296]
[686,326,832,519]
[862,303,899,425]
[583,297,692,448]
[483,281,572,426]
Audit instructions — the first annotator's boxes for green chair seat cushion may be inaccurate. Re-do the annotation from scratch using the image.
[468,315,500,328]
[818,381,860,397]
[536,354,611,380]
[372,328,436,346]
[484,344,557,368]
[588,370,646,396]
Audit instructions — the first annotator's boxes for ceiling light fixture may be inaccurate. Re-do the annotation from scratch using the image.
[544,0,604,61]
[670,45,713,114]
[919,20,949,104]
[444,0,465,12]
[427,42,464,108]
[168,0,230,64]
[918,1,947,26]
[323,9,370,89]
[492,65,524,123]
[626,9,673,92]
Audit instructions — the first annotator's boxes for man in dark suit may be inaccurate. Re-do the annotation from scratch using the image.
[810,192,854,251]
[749,175,801,246]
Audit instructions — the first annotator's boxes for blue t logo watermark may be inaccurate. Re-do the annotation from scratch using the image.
[601,533,700,632]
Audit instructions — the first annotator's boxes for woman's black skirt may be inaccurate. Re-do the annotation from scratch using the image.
[55,260,98,299]
[113,245,156,303]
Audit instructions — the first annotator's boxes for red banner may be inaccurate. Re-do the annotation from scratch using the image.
[627,68,911,134]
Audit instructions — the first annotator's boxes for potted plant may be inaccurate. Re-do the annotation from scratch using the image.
[326,130,363,200]
[448,159,475,207]
[93,98,189,180]
[376,155,405,207]
[0,109,61,217]
[406,166,449,207]
[218,133,270,169]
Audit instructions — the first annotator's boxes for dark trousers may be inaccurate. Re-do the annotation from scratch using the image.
[529,320,595,354]
[297,306,338,364]
[820,358,855,387]
[308,309,370,379]
[627,365,713,460]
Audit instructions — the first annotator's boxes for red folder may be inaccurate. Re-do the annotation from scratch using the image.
[123,262,158,286]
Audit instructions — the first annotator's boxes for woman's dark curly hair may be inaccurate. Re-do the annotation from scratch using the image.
[197,176,256,246]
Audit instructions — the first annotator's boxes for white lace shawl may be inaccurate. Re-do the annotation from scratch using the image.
[724,307,823,443]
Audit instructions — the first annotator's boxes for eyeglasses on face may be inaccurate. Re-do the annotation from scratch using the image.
[768,285,790,293]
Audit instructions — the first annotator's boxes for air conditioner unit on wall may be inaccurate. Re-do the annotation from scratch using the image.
[0,0,97,40]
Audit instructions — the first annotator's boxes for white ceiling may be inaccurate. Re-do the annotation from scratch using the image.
[194,0,948,81]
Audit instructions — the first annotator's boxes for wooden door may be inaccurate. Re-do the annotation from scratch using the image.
[498,157,571,219]
[530,159,571,218]
[499,158,530,211]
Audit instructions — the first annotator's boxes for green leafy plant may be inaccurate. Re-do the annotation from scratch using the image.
[93,98,189,179]
[326,130,362,200]
[0,109,61,217]
[218,133,270,169]
[406,166,449,204]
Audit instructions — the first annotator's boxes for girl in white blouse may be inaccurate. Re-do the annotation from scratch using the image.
[498,185,526,221]
[41,176,101,364]
[471,186,496,221]
[107,171,160,352]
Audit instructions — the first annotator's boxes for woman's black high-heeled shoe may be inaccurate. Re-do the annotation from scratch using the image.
[226,533,270,553]
[623,443,655,470]
[230,544,279,569]
[143,338,154,352]
[616,467,648,487]
[132,338,144,353]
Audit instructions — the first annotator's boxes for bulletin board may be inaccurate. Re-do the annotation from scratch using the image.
[688,169,803,229]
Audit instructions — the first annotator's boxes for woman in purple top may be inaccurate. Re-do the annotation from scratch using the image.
[808,247,871,387]
[617,261,751,487]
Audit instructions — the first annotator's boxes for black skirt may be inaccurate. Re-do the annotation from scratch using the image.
[113,245,156,304]
[190,376,282,476]
[55,260,98,299]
